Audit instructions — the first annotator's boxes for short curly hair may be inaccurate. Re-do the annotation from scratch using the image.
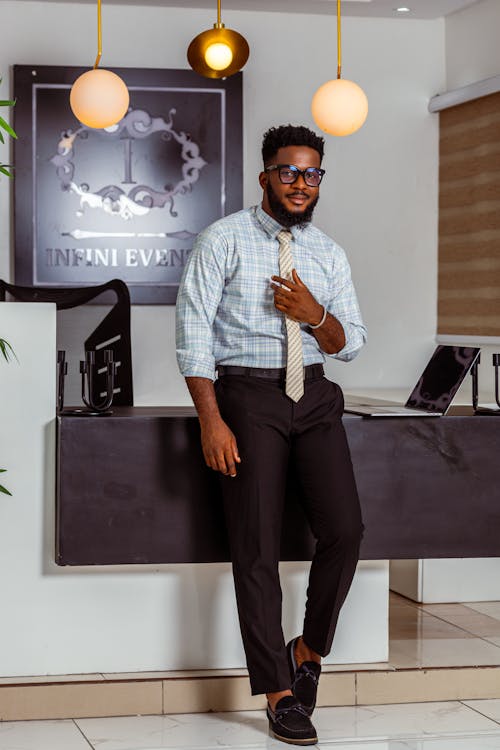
[262,124,325,165]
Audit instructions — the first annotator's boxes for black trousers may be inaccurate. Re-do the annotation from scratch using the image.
[214,370,364,696]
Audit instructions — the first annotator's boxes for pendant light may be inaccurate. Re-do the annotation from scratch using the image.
[70,0,129,129]
[187,0,249,79]
[312,0,368,136]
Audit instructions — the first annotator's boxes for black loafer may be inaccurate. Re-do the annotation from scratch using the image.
[286,637,321,716]
[267,695,318,746]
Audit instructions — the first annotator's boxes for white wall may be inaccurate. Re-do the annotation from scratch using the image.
[446,0,500,90]
[0,2,445,403]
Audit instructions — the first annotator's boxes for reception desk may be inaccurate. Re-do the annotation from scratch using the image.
[4,302,499,676]
[56,405,500,566]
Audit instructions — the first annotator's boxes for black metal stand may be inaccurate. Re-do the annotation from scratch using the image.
[472,353,500,415]
[58,349,117,417]
[57,350,67,412]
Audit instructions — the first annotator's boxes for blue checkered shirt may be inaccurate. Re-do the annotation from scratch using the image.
[176,205,367,380]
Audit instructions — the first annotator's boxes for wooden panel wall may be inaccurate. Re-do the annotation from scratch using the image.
[438,91,500,336]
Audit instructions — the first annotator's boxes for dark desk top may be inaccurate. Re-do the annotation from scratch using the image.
[56,402,500,565]
[59,404,478,419]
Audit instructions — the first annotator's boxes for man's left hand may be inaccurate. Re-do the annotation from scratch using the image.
[271,269,324,325]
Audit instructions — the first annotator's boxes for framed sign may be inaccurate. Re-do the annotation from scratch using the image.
[14,65,243,304]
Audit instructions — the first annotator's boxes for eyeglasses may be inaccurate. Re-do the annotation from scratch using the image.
[265,164,325,187]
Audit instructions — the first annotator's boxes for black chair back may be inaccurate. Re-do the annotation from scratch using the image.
[0,279,133,406]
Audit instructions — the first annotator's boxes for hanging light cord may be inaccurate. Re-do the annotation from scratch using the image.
[337,0,342,79]
[94,0,102,69]
[216,0,223,29]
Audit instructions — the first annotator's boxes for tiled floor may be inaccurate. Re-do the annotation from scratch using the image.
[389,592,500,668]
[2,701,500,748]
[2,593,500,748]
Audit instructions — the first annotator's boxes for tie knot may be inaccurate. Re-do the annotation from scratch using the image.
[277,229,292,245]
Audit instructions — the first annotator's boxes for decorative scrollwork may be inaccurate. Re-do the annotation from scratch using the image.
[50,109,207,220]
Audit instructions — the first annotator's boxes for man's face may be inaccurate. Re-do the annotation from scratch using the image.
[259,145,321,228]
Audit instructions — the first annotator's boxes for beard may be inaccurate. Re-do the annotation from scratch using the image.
[266,182,319,229]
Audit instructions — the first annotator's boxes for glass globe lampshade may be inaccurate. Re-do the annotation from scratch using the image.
[205,42,234,71]
[70,68,129,129]
[312,78,368,137]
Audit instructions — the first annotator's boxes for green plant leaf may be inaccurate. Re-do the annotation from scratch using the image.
[0,338,17,361]
[0,115,17,139]
[0,80,17,182]
[0,470,12,496]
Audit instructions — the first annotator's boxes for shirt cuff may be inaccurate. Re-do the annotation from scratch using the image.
[177,353,216,381]
[326,322,367,362]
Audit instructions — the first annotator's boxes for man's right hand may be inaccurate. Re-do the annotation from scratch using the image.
[185,376,242,477]
[200,417,241,477]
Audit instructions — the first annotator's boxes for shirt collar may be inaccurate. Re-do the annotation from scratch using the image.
[254,204,307,242]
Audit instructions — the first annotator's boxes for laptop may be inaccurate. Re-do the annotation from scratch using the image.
[345,345,480,417]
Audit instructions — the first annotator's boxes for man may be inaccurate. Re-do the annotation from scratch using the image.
[176,124,366,746]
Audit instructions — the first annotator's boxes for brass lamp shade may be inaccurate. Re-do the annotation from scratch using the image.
[187,26,249,79]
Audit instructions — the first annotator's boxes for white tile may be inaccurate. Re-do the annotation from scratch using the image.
[0,720,91,750]
[313,701,498,740]
[468,603,500,620]
[76,712,267,749]
[316,744,410,750]
[307,743,500,750]
[389,638,500,668]
[463,699,500,723]
[75,703,499,749]
[401,737,500,750]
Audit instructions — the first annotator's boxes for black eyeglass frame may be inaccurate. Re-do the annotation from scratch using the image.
[264,164,326,187]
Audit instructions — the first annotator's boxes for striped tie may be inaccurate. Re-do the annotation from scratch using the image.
[277,230,304,402]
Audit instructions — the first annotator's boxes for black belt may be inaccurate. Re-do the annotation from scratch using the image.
[216,364,324,381]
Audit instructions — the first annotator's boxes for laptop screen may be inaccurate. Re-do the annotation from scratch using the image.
[405,346,480,414]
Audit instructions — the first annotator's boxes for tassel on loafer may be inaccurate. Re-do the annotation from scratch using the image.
[267,695,318,746]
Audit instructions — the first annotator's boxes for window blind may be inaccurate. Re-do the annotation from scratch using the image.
[438,91,500,336]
